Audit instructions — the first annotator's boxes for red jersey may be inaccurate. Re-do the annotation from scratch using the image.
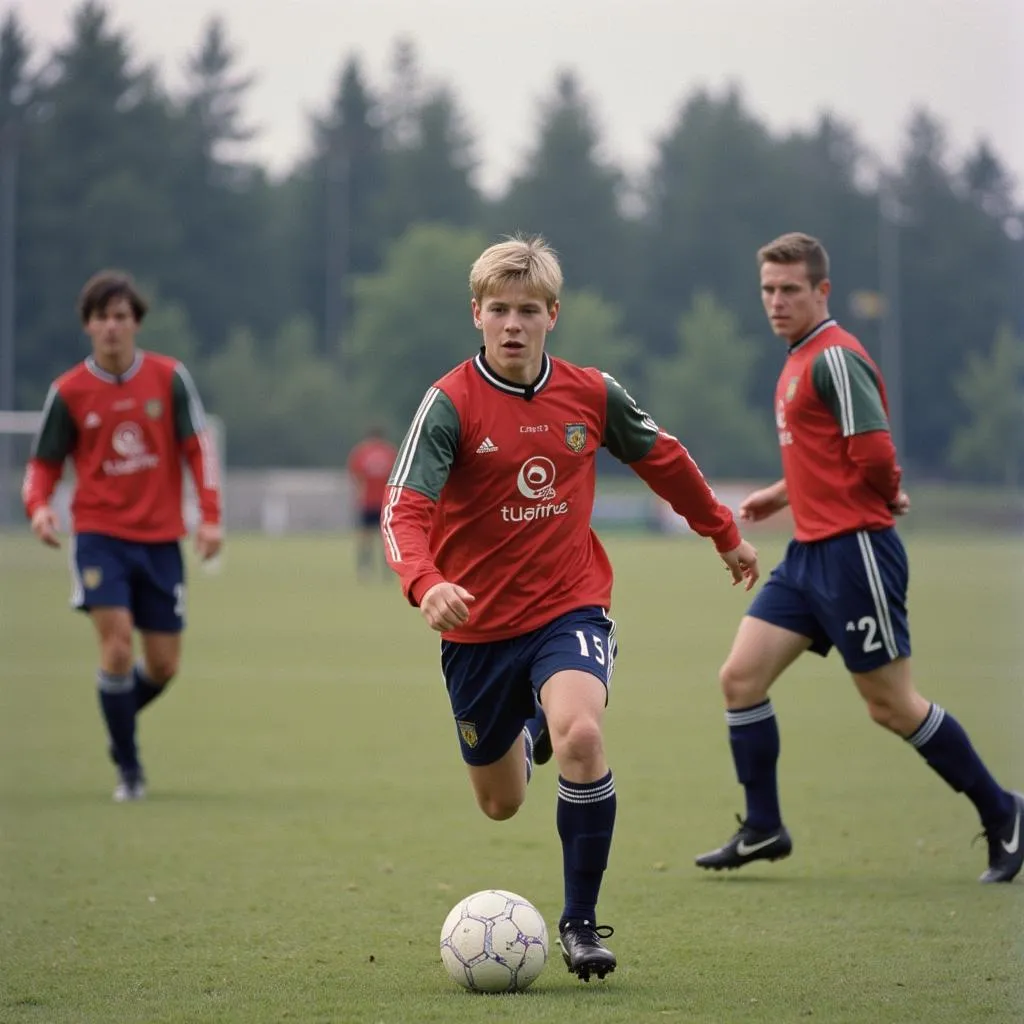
[775,319,900,542]
[383,351,740,642]
[22,351,221,542]
[347,436,398,511]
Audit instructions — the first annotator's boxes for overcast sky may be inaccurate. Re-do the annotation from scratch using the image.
[16,0,1024,196]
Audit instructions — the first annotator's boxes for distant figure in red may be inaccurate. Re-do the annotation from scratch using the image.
[347,427,397,580]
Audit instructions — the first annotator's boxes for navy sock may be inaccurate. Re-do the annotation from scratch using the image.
[907,704,1014,830]
[133,662,165,712]
[727,701,782,831]
[97,669,138,772]
[556,771,616,927]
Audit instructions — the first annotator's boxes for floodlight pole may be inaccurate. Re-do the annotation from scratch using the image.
[0,116,17,524]
[325,135,350,357]
[877,171,905,460]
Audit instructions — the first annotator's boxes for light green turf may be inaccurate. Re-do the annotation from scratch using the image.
[1,532,1021,1024]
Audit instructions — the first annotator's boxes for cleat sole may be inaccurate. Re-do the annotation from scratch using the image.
[696,848,793,871]
[561,951,616,982]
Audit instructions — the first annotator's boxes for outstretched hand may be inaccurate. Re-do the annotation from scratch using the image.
[420,581,476,632]
[720,539,760,592]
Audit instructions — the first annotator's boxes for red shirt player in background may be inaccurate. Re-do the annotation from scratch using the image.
[346,426,396,581]
[382,235,759,981]
[22,270,223,803]
[694,232,1021,884]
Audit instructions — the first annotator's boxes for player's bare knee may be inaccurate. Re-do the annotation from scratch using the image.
[101,637,134,676]
[554,716,603,769]
[477,792,523,821]
[865,697,903,733]
[146,658,178,686]
[719,659,766,707]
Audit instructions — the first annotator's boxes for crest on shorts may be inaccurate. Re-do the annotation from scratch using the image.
[785,376,799,402]
[145,399,163,419]
[457,720,478,748]
[564,422,587,453]
[82,567,102,590]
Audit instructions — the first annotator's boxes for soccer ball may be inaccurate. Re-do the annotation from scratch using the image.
[439,889,549,993]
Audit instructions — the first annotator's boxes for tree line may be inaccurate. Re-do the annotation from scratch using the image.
[1,2,1021,482]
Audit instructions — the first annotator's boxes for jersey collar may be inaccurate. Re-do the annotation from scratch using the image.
[473,348,552,401]
[787,319,836,354]
[85,351,144,384]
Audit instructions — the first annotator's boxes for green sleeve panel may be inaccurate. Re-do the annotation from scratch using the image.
[387,387,460,502]
[32,386,77,461]
[811,347,890,437]
[172,363,207,442]
[601,373,659,464]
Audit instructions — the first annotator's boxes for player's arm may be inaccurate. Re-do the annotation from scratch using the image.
[739,478,789,522]
[811,348,902,506]
[382,387,473,627]
[601,374,758,589]
[22,384,76,548]
[172,363,223,558]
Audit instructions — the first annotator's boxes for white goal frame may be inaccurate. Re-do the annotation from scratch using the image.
[0,410,44,435]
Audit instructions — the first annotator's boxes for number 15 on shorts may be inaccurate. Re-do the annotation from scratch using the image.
[575,630,607,664]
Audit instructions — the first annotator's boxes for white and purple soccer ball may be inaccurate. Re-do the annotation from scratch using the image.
[439,889,549,993]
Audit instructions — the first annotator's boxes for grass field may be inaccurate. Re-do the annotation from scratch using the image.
[1,531,1021,1024]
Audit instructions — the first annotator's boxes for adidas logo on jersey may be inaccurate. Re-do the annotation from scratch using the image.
[476,437,499,454]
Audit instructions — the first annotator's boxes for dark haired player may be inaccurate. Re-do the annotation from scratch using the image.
[22,270,223,801]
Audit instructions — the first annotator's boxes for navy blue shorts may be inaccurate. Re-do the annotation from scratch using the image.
[440,606,618,766]
[746,527,910,673]
[71,532,186,633]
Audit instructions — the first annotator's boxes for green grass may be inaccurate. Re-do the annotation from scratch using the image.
[1,531,1022,1024]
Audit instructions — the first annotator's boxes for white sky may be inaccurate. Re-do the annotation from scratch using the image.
[16,0,1024,196]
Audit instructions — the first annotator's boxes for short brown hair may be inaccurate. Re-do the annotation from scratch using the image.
[757,232,830,287]
[77,270,148,324]
[470,235,563,310]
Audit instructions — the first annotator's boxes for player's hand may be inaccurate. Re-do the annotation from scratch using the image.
[30,505,61,548]
[195,522,224,561]
[889,491,911,516]
[720,539,760,591]
[739,486,787,523]
[420,581,476,632]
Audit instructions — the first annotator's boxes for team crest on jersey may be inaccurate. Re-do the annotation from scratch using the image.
[564,423,587,453]
[785,377,799,402]
[82,567,103,590]
[145,399,163,419]
[457,720,478,748]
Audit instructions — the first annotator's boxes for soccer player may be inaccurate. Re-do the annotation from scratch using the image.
[346,427,397,580]
[22,270,223,802]
[694,232,1022,883]
[382,236,760,981]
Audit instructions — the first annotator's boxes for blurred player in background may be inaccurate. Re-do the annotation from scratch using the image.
[383,236,760,981]
[695,232,1022,884]
[346,427,397,580]
[22,270,223,802]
